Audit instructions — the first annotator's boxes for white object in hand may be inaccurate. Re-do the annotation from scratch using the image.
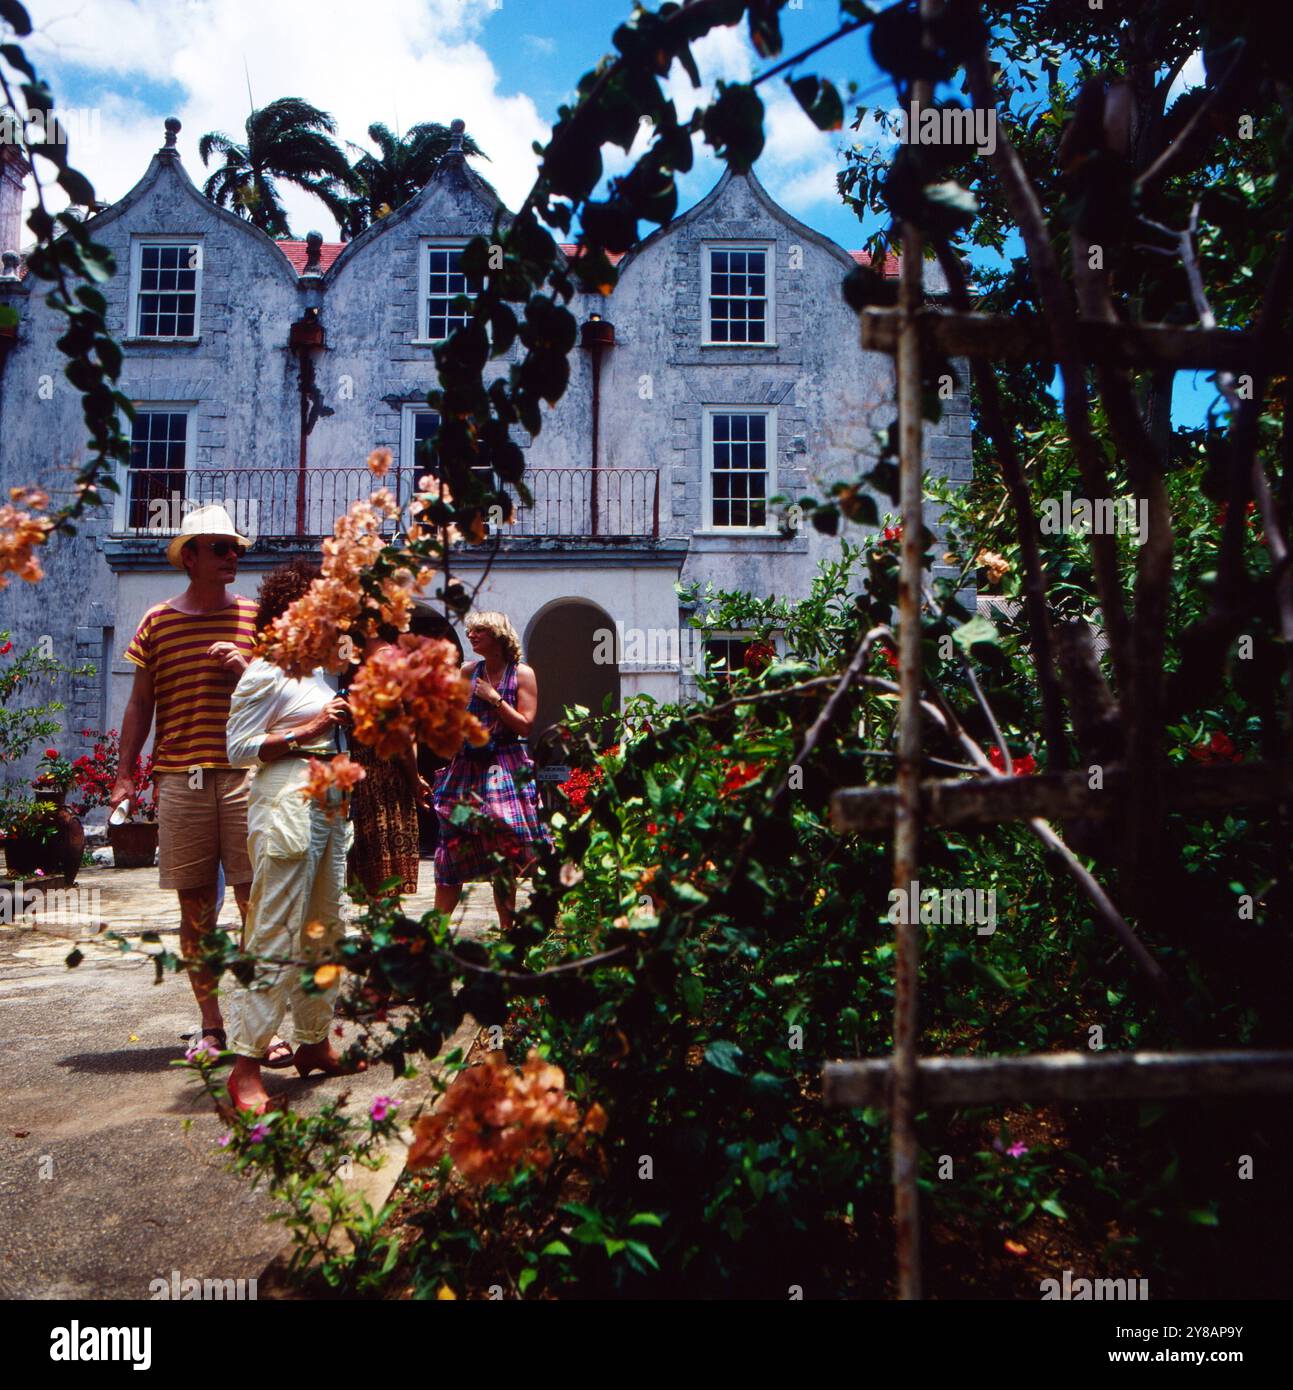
[109,802,132,826]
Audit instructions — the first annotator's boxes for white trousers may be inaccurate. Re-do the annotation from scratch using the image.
[224,758,354,1059]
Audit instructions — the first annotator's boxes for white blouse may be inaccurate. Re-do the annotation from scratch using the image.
[226,657,337,768]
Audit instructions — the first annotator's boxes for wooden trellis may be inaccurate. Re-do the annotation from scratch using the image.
[822,0,1293,1302]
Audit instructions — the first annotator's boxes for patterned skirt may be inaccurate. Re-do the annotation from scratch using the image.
[432,742,552,887]
[347,743,421,896]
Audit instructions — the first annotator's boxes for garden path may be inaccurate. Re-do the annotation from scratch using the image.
[0,863,489,1299]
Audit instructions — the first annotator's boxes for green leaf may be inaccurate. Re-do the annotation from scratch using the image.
[788,75,844,131]
[540,1240,572,1257]
[1186,1208,1220,1227]
[1040,1197,1068,1220]
[951,614,999,655]
[701,83,765,174]
[517,1267,537,1293]
[628,1211,663,1228]
[625,1239,659,1269]
[704,1039,744,1075]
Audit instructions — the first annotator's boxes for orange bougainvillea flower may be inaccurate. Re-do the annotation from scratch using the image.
[366,447,393,478]
[349,633,488,760]
[0,486,54,590]
[301,753,367,818]
[406,1049,602,1187]
[263,478,447,677]
[313,963,343,989]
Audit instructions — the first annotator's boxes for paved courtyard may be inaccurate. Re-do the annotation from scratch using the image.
[0,861,492,1299]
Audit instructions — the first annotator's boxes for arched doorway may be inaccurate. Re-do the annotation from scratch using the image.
[526,599,621,751]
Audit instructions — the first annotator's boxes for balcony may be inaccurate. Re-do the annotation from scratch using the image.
[111,466,661,543]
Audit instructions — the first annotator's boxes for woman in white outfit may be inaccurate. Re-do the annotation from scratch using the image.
[222,561,366,1116]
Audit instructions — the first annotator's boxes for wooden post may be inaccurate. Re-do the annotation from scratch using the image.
[888,0,942,1303]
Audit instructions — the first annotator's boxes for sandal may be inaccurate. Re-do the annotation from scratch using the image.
[262,1039,295,1070]
[182,1026,228,1054]
[293,1041,369,1079]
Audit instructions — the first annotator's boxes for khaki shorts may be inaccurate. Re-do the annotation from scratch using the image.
[155,768,254,891]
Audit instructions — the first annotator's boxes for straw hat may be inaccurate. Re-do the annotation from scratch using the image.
[165,503,251,569]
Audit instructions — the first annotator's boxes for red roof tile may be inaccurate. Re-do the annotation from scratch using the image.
[275,238,346,273]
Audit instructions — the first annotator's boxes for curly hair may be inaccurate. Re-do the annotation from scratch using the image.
[255,559,322,631]
[465,610,522,665]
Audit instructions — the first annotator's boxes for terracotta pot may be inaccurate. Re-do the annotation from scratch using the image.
[3,784,84,884]
[107,819,159,869]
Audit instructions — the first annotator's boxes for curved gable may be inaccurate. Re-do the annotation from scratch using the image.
[323,154,511,288]
[80,145,301,289]
[613,165,856,283]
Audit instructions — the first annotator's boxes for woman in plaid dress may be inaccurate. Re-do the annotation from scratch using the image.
[432,612,551,930]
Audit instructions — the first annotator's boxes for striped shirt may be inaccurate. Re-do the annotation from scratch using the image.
[124,598,260,772]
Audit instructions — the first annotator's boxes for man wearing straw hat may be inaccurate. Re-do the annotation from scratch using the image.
[108,504,289,1065]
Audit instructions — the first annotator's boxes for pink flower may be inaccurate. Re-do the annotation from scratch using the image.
[248,1122,270,1143]
[1006,1141,1029,1158]
[185,1037,222,1064]
[218,1131,233,1148]
[370,1096,396,1123]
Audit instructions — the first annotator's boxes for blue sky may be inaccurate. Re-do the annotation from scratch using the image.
[21,0,1217,424]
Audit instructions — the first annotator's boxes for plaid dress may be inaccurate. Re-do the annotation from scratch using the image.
[432,661,552,887]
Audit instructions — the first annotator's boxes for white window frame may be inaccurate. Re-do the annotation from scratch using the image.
[700,405,777,534]
[414,239,481,344]
[701,241,776,347]
[114,402,196,533]
[129,236,203,340]
[400,403,442,478]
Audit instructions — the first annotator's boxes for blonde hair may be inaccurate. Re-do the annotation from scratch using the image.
[465,610,522,665]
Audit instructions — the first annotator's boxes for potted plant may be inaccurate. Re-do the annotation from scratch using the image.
[0,634,95,884]
[72,729,158,868]
[3,747,86,883]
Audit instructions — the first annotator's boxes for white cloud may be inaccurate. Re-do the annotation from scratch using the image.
[522,34,558,58]
[19,0,549,236]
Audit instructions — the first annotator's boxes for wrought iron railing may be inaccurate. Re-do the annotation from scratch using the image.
[112,466,660,541]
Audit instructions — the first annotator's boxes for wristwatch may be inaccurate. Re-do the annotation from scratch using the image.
[286,734,301,753]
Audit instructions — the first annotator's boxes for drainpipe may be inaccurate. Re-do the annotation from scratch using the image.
[580,313,615,536]
[290,231,326,536]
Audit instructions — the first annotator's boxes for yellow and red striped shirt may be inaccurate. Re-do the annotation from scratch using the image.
[124,598,260,771]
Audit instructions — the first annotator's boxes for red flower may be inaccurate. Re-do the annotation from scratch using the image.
[718,760,765,797]
[43,748,59,759]
[883,524,903,543]
[1188,731,1242,764]
[0,641,12,656]
[646,822,659,836]
[988,747,1037,776]
[743,640,775,674]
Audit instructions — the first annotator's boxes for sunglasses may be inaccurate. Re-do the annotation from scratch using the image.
[204,540,246,558]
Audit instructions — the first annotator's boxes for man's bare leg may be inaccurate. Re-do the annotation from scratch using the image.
[178,886,222,1032]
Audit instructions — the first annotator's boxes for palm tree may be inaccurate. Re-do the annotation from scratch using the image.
[327,121,487,240]
[199,97,356,238]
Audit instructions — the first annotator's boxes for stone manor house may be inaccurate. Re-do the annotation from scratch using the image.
[0,119,971,765]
